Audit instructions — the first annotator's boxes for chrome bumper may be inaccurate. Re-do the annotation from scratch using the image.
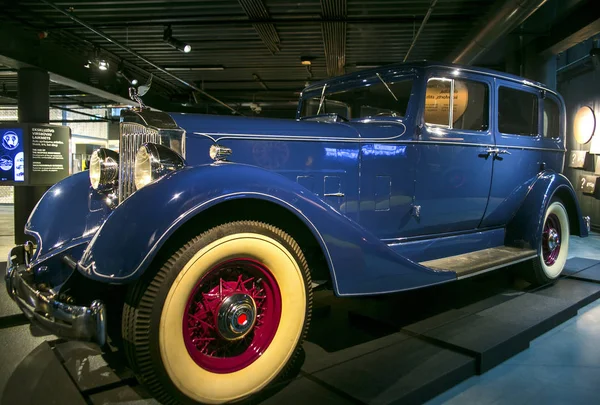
[5,245,107,346]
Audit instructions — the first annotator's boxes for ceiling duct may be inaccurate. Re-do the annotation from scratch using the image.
[448,0,548,65]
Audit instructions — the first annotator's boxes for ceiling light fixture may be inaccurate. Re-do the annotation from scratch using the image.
[98,60,109,71]
[163,26,191,53]
[300,57,313,66]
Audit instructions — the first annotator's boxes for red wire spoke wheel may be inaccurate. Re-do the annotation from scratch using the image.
[123,221,312,405]
[182,258,282,373]
[542,213,561,266]
[521,200,570,285]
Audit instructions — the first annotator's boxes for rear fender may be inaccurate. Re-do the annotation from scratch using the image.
[78,163,454,296]
[506,171,587,253]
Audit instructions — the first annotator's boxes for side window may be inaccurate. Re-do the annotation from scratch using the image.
[424,78,489,131]
[543,97,560,138]
[498,87,539,136]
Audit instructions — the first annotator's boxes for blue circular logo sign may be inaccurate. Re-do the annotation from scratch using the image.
[2,131,19,151]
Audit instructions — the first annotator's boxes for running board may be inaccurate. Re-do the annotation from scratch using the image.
[419,246,537,278]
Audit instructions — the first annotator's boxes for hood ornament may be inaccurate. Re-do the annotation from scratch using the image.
[129,74,153,109]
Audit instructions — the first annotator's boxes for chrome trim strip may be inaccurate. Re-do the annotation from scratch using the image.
[192,132,564,153]
[194,123,407,143]
[384,226,504,244]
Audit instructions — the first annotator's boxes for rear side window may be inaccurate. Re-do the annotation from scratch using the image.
[498,87,538,136]
[424,78,489,131]
[543,97,560,138]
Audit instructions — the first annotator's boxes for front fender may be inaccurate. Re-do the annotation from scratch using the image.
[506,171,587,252]
[78,163,454,296]
[25,171,112,263]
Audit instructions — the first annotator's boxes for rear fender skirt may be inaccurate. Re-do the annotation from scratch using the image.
[506,171,587,253]
[78,164,455,296]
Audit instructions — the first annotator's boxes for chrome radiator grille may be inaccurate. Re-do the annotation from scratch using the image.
[119,122,160,202]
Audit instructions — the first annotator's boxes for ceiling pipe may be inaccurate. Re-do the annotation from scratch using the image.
[403,0,439,62]
[448,0,548,65]
[38,0,241,115]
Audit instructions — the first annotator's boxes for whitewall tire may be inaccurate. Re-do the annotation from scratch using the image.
[122,221,312,405]
[523,200,570,285]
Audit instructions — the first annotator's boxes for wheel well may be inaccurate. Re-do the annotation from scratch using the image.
[553,187,581,235]
[154,198,332,283]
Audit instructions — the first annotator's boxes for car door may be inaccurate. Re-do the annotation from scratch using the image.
[411,70,494,236]
[479,80,544,228]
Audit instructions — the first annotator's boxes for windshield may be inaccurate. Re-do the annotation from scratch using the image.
[300,76,413,120]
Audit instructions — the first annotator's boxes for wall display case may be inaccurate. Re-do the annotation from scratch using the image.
[568,150,595,171]
[579,174,600,198]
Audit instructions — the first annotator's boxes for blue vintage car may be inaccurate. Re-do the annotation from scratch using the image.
[6,61,590,404]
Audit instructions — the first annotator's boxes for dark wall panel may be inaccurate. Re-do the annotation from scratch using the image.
[559,60,600,230]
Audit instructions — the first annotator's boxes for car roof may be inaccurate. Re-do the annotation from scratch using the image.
[302,60,553,96]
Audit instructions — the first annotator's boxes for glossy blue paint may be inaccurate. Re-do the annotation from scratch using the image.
[22,61,587,297]
[506,171,588,252]
[77,163,455,296]
[25,171,111,262]
[389,227,506,262]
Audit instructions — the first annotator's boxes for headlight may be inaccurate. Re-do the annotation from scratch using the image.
[134,143,186,190]
[89,148,119,191]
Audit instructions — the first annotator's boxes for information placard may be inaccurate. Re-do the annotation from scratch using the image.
[0,124,71,186]
[579,175,599,198]
[0,127,25,184]
[28,125,70,185]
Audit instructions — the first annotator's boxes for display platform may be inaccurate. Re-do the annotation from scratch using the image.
[1,258,600,405]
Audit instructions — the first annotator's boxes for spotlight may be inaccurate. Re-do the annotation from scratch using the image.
[98,60,109,71]
[163,26,191,53]
[131,78,139,86]
[84,60,91,69]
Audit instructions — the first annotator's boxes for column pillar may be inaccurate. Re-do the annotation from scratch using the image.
[14,67,50,244]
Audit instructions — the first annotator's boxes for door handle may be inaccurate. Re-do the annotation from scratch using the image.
[484,147,499,155]
[324,192,345,197]
[496,149,511,155]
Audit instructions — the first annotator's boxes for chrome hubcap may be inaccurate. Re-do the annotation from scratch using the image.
[547,228,560,251]
[217,293,257,341]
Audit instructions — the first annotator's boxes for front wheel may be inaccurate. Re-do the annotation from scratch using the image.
[123,221,312,405]
[521,200,570,285]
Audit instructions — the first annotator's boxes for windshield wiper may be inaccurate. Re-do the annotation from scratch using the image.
[316,83,328,115]
[376,73,398,101]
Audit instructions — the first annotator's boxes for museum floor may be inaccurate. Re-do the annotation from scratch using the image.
[1,203,600,405]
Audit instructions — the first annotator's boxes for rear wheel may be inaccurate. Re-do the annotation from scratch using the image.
[123,221,312,405]
[522,200,570,285]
